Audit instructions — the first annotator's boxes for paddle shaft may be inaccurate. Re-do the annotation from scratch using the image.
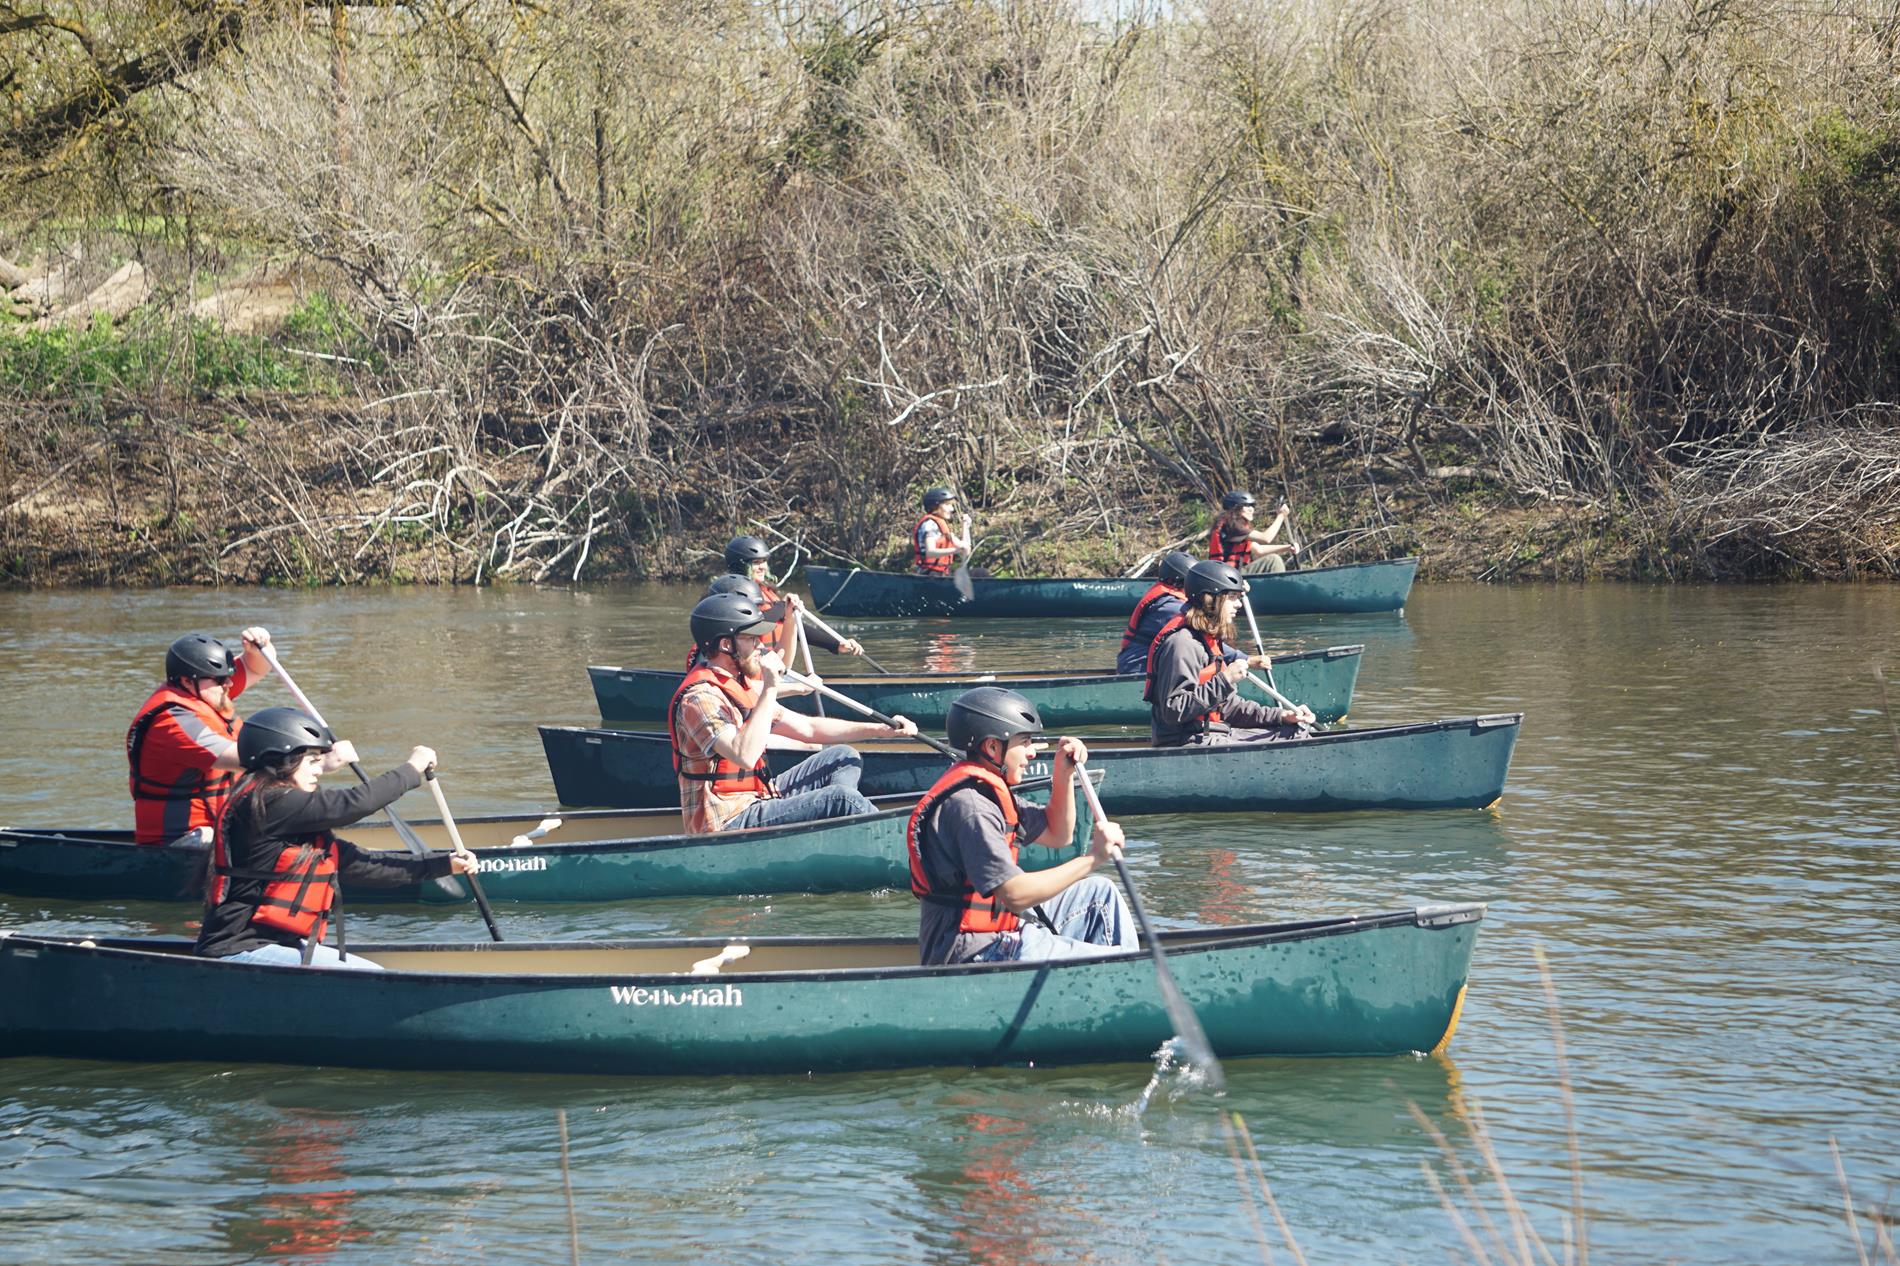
[952,514,975,601]
[794,611,825,717]
[780,668,961,760]
[424,770,504,942]
[1238,589,1283,696]
[1072,768,1226,1090]
[799,608,891,675]
[265,646,500,941]
[263,647,433,858]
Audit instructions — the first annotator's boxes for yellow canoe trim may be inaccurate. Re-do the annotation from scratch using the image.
[1430,984,1469,1055]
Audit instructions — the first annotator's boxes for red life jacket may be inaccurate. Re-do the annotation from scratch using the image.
[1119,581,1185,661]
[667,663,776,798]
[126,682,245,845]
[758,582,787,653]
[1208,519,1253,566]
[907,762,1022,935]
[1142,614,1227,727]
[913,512,953,576]
[207,779,340,942]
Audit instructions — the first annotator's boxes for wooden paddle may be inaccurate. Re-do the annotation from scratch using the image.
[263,645,502,942]
[779,667,961,761]
[952,513,975,601]
[1072,763,1226,1090]
[793,606,826,718]
[422,768,505,942]
[799,607,892,675]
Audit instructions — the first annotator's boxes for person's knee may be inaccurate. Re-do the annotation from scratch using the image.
[828,790,876,817]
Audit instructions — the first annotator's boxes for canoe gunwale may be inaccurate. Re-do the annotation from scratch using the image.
[543,712,1524,757]
[0,901,1485,985]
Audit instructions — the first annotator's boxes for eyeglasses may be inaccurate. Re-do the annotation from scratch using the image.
[198,674,233,686]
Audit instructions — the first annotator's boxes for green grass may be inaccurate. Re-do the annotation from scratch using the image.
[0,302,353,402]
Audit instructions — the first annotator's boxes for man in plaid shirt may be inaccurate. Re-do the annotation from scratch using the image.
[670,594,920,835]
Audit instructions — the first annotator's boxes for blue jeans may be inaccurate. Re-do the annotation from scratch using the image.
[221,942,386,971]
[972,876,1140,962]
[727,745,877,831]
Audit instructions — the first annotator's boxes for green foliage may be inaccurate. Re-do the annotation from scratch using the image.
[0,311,324,401]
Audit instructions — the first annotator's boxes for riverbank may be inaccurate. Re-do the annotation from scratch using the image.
[3,391,1894,588]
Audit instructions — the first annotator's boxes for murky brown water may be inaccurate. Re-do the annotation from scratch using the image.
[0,581,1895,1264]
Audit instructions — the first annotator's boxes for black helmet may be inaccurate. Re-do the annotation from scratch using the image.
[1159,551,1194,588]
[705,575,765,604]
[166,633,237,682]
[690,593,774,650]
[724,535,772,574]
[922,487,955,511]
[1186,559,1247,602]
[1221,490,1256,511]
[946,687,1044,755]
[237,706,333,771]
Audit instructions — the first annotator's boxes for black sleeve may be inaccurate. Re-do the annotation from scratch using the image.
[769,601,843,653]
[333,838,457,888]
[803,611,845,654]
[257,765,424,838]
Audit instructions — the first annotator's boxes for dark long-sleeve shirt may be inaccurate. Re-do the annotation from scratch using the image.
[1147,626,1290,746]
[196,765,454,958]
[765,599,845,654]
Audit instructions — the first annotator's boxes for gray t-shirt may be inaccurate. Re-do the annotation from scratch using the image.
[915,784,1049,965]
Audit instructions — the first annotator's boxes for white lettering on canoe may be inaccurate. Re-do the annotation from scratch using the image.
[1026,761,1051,780]
[473,855,548,873]
[609,983,743,1007]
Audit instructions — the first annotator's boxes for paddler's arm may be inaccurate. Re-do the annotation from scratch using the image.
[268,750,430,832]
[712,658,782,770]
[236,626,274,682]
[789,597,862,657]
[1029,738,1085,846]
[995,817,1126,913]
[773,709,918,745]
[333,837,458,887]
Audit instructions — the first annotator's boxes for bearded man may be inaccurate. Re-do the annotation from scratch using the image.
[667,594,920,835]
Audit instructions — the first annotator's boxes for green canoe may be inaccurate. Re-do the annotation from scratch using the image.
[0,903,1483,1075]
[806,558,1419,618]
[589,645,1363,727]
[539,714,1523,813]
[0,779,1090,904]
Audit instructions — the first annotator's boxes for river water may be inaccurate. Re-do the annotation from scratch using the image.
[0,582,1894,1264]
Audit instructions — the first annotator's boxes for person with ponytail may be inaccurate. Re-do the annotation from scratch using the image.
[195,707,478,970]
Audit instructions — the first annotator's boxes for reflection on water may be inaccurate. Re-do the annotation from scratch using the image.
[0,582,1896,1263]
[229,1113,368,1262]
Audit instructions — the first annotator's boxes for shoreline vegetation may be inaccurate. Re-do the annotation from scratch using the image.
[3,1,1898,588]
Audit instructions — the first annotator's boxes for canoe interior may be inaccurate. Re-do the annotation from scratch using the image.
[24,905,1482,978]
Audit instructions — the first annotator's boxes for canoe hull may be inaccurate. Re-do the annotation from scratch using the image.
[807,558,1418,617]
[589,645,1363,727]
[0,783,1088,904]
[540,714,1523,814]
[0,906,1482,1075]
